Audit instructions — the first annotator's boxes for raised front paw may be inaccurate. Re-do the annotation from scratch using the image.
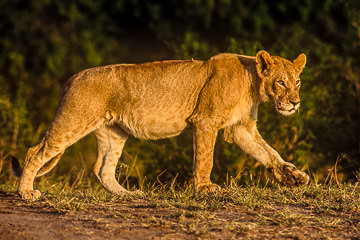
[18,190,42,201]
[272,162,309,186]
[196,183,221,193]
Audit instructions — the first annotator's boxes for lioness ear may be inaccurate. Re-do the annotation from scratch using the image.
[256,50,274,78]
[293,53,306,74]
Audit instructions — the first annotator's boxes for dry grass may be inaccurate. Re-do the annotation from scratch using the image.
[1,161,360,239]
[1,174,360,215]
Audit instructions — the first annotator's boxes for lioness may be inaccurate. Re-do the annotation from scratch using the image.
[12,50,309,200]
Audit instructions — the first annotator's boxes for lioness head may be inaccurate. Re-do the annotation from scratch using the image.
[256,50,306,116]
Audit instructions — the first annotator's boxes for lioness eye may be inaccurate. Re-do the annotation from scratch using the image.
[277,80,285,87]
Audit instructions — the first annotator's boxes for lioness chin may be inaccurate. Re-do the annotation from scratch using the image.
[12,50,309,200]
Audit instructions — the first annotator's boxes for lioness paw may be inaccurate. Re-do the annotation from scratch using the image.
[19,190,42,201]
[273,163,309,186]
[129,190,145,197]
[196,183,221,193]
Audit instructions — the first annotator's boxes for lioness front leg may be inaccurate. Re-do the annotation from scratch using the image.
[192,123,221,192]
[230,124,309,186]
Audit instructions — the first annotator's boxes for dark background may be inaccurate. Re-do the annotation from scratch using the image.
[1,0,359,186]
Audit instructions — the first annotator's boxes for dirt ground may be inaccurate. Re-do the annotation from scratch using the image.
[0,191,359,240]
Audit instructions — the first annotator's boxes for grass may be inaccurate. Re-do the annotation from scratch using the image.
[1,174,360,215]
[1,173,360,239]
[1,149,359,239]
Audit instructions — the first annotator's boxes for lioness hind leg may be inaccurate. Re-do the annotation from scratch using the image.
[18,118,104,200]
[94,126,131,195]
[18,139,65,200]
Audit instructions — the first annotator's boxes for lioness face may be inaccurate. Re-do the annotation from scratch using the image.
[256,50,306,116]
[271,60,302,116]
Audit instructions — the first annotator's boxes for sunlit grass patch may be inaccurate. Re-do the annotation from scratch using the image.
[2,173,360,216]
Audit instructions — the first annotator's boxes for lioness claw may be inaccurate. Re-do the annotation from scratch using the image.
[273,163,309,186]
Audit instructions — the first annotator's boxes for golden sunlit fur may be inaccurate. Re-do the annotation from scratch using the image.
[14,50,309,200]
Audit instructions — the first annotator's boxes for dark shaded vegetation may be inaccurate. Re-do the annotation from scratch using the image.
[1,0,360,187]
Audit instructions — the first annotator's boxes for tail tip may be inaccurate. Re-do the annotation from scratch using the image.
[11,156,22,178]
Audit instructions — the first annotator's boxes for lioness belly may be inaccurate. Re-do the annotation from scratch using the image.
[118,110,189,140]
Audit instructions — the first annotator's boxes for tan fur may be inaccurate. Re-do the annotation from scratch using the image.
[17,51,309,200]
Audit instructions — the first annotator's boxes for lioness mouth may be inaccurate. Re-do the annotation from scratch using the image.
[276,107,297,116]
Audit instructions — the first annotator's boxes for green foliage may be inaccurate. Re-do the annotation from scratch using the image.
[0,0,359,186]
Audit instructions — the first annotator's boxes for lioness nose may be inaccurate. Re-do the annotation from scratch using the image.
[289,100,300,106]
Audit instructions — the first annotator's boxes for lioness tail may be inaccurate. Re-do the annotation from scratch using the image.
[11,156,22,178]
